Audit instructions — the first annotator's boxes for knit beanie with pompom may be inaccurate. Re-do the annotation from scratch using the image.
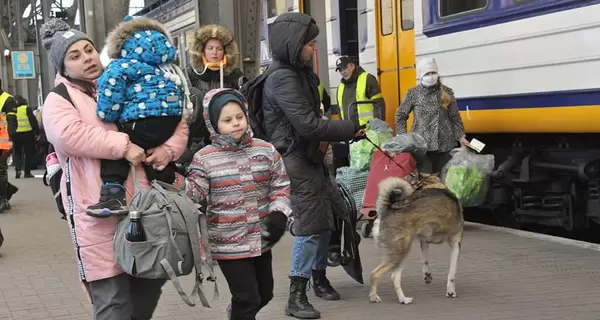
[39,19,95,73]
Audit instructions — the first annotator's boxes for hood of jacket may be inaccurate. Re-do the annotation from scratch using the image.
[189,24,239,74]
[268,13,316,69]
[104,17,177,66]
[202,88,253,149]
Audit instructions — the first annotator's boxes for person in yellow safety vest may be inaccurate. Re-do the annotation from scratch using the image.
[7,95,39,179]
[317,80,332,118]
[332,56,385,171]
[334,56,385,125]
[0,80,19,212]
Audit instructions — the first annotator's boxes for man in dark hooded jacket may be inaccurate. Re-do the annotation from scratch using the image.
[261,12,365,319]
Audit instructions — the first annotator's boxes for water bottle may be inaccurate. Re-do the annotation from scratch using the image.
[125,210,145,242]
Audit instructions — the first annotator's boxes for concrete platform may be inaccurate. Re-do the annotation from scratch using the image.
[1,172,600,320]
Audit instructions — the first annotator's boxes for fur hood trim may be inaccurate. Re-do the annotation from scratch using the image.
[189,24,239,73]
[105,17,174,59]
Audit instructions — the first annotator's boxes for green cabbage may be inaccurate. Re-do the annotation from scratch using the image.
[349,129,393,171]
[444,166,486,204]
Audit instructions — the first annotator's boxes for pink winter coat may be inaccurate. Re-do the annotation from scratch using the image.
[42,74,188,286]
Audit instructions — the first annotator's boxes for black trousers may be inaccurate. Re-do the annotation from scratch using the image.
[331,143,350,175]
[418,151,451,175]
[101,116,181,185]
[217,250,274,320]
[12,131,36,174]
[0,150,8,197]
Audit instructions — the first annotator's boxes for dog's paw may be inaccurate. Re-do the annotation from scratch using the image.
[446,291,457,298]
[399,296,414,304]
[369,293,382,303]
[423,272,432,284]
[446,282,457,298]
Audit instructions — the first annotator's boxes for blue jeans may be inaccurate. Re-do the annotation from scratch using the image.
[289,231,331,279]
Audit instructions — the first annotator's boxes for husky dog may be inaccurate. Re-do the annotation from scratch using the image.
[369,174,463,304]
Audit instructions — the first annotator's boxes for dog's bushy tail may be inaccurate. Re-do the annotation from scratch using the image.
[376,177,415,217]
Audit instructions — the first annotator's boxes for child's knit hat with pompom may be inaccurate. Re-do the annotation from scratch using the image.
[39,19,95,73]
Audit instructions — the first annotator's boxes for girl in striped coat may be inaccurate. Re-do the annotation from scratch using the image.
[175,88,291,320]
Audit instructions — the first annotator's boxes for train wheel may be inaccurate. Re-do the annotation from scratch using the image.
[493,204,523,229]
[361,221,373,239]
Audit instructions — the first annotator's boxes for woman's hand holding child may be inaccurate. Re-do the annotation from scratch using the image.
[124,142,146,166]
[145,146,171,170]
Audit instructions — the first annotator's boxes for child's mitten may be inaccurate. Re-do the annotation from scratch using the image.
[261,210,288,245]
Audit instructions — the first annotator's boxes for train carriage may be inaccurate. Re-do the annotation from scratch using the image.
[326,0,600,231]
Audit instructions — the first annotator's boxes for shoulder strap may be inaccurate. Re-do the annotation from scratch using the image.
[50,83,74,106]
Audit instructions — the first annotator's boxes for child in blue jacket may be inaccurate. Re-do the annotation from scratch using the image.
[87,16,191,217]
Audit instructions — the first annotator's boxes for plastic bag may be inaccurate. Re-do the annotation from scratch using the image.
[336,166,369,210]
[441,147,495,207]
[349,119,393,171]
[382,132,428,159]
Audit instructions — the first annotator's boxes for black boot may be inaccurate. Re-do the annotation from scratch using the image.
[285,277,321,319]
[0,198,6,213]
[312,269,340,301]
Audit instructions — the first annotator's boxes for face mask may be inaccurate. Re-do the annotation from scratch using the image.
[422,74,439,87]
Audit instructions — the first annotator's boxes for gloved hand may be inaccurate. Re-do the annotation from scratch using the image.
[261,210,288,245]
[351,128,367,143]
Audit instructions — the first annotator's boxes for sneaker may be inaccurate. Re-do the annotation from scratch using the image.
[86,183,128,217]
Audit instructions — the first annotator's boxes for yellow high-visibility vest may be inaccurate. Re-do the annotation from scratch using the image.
[0,92,12,113]
[15,105,32,133]
[0,93,13,150]
[318,83,324,101]
[336,72,382,126]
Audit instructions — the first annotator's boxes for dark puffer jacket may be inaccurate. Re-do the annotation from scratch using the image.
[185,24,245,153]
[261,13,358,236]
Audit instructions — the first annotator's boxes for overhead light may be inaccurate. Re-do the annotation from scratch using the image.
[3,49,9,57]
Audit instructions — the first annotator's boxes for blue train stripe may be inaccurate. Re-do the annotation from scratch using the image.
[422,0,600,37]
[455,89,600,111]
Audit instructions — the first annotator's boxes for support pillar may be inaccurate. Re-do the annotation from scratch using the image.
[81,0,129,50]
[38,0,54,99]
[0,0,7,87]
[14,0,29,99]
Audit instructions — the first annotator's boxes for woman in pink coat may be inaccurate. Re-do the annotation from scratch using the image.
[40,19,188,320]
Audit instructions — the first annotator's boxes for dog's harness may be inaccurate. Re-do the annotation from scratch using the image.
[408,172,424,190]
[364,136,425,190]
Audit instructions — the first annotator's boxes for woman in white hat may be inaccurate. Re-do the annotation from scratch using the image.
[395,57,468,174]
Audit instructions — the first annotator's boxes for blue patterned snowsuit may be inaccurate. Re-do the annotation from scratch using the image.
[96,29,184,123]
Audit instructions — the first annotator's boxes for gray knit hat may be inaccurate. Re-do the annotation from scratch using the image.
[39,19,95,73]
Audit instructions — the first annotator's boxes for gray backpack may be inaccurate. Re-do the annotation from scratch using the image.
[113,167,218,307]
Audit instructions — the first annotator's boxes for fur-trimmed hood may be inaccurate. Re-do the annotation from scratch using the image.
[189,24,239,73]
[105,17,175,63]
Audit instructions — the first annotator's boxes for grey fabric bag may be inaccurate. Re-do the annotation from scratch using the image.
[113,166,218,307]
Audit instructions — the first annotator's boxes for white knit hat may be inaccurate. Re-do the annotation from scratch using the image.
[416,57,439,80]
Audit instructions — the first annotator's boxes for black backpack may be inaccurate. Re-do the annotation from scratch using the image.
[239,72,270,140]
[42,83,72,220]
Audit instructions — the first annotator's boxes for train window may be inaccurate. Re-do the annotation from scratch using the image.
[401,0,414,30]
[267,0,288,19]
[439,0,487,17]
[380,0,393,36]
[184,30,195,68]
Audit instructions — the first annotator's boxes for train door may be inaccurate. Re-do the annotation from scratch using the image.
[375,0,415,133]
